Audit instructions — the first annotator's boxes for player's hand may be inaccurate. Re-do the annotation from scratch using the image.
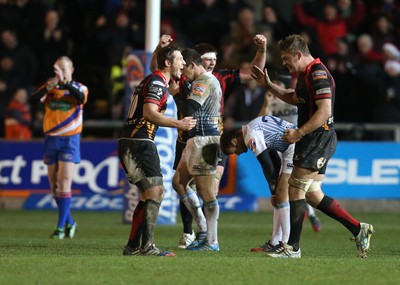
[46,76,59,91]
[179,116,197,131]
[53,64,64,82]
[253,34,267,49]
[159,34,173,49]
[270,195,278,208]
[251,66,271,87]
[282,128,301,143]
[168,78,179,95]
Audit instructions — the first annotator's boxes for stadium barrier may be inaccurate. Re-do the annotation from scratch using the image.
[1,139,399,214]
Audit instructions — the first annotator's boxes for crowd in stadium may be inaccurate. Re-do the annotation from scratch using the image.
[1,0,400,139]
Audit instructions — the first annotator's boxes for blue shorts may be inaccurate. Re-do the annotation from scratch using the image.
[43,134,81,165]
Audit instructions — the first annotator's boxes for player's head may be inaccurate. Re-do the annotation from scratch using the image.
[220,129,247,155]
[278,34,311,73]
[157,45,183,69]
[194,42,217,73]
[157,45,185,79]
[55,56,74,81]
[181,48,202,81]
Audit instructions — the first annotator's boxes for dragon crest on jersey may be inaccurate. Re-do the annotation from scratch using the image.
[317,157,327,169]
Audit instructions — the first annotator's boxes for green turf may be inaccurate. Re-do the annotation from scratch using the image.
[0,210,399,285]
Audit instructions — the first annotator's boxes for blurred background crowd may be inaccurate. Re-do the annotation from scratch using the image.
[1,0,400,140]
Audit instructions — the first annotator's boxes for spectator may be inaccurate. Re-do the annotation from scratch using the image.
[260,4,291,40]
[5,87,32,140]
[354,34,385,122]
[326,37,358,122]
[229,7,259,61]
[370,14,396,53]
[0,28,38,89]
[374,60,400,127]
[224,64,266,129]
[0,55,19,137]
[294,0,365,57]
[36,9,73,83]
[382,42,400,62]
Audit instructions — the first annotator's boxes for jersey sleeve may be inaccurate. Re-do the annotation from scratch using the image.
[144,77,166,105]
[242,125,267,156]
[310,65,332,101]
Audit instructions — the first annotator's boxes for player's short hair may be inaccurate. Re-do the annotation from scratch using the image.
[220,129,241,155]
[157,45,181,69]
[56,56,73,67]
[278,34,310,56]
[194,43,217,56]
[182,48,202,66]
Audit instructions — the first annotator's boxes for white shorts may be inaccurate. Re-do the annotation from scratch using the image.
[280,143,294,174]
[184,136,220,176]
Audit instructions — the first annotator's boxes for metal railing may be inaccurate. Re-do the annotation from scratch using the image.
[82,120,400,141]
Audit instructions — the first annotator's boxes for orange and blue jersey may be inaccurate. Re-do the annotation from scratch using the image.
[41,81,88,136]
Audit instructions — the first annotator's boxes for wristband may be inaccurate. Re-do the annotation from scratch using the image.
[258,47,266,53]
[297,129,306,138]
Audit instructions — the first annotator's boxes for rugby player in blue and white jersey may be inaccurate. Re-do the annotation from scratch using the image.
[220,115,296,252]
[172,48,223,251]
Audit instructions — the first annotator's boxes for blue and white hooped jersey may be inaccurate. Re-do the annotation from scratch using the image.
[242,115,296,156]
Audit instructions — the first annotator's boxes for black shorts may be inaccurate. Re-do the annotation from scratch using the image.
[118,138,163,190]
[173,140,186,170]
[293,130,337,174]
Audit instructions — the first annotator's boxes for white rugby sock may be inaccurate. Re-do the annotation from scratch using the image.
[203,200,219,245]
[278,202,290,244]
[181,188,207,232]
[270,208,282,246]
[307,203,316,217]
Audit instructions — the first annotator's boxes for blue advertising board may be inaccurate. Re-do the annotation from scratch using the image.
[0,137,178,224]
[1,141,399,215]
[235,142,400,199]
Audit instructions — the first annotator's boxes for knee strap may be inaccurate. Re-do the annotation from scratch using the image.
[288,177,313,192]
[307,181,322,192]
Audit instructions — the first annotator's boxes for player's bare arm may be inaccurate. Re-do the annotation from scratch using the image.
[282,99,332,143]
[143,103,196,131]
[251,66,297,105]
[240,34,268,82]
[150,35,174,72]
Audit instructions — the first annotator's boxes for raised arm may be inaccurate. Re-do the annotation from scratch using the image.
[250,34,267,69]
[240,34,268,82]
[149,34,174,72]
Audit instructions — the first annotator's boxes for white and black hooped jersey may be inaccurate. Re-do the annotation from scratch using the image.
[242,115,296,157]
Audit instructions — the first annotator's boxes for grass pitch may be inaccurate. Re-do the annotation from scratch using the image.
[0,210,399,285]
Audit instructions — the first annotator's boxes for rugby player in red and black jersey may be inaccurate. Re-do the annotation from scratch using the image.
[119,46,196,257]
[251,34,374,258]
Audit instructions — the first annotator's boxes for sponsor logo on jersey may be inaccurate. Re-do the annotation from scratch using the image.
[192,83,206,96]
[316,87,331,95]
[312,70,327,80]
[152,80,165,86]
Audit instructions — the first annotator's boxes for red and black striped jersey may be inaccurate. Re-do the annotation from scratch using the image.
[296,58,335,131]
[122,70,169,140]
